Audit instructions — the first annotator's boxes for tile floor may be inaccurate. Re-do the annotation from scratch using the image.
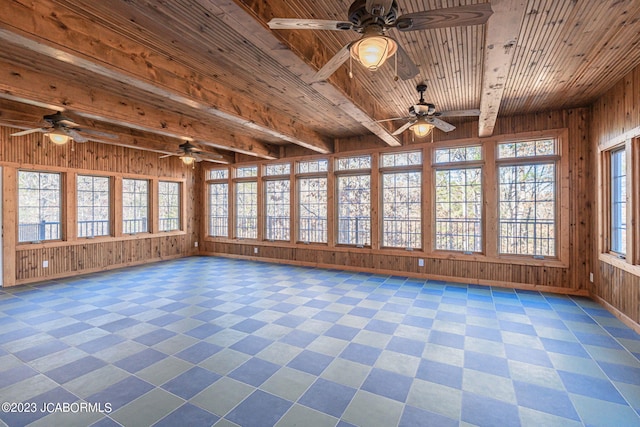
[0,256,639,427]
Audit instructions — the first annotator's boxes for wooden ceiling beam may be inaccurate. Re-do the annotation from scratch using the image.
[0,62,278,159]
[478,0,527,137]
[222,0,401,147]
[0,0,331,154]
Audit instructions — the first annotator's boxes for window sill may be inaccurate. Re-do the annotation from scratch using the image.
[204,237,569,268]
[599,253,640,276]
[16,231,187,249]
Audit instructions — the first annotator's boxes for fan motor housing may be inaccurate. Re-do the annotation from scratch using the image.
[348,0,399,29]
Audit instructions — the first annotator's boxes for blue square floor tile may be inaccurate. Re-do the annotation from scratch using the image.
[228,357,281,387]
[513,380,580,421]
[298,378,356,418]
[226,390,292,427]
[161,366,221,399]
[287,350,334,376]
[361,368,413,402]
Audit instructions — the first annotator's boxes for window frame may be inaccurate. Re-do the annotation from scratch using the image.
[207,168,230,238]
[122,177,150,235]
[17,170,63,243]
[77,174,111,238]
[432,146,484,254]
[263,163,291,242]
[296,159,329,244]
[158,180,181,232]
[601,138,639,267]
[335,155,372,248]
[234,165,259,240]
[496,140,560,259]
[380,150,423,251]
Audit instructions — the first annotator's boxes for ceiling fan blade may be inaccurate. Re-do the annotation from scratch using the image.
[268,18,352,31]
[437,109,481,117]
[430,117,456,132]
[58,119,79,127]
[11,128,46,137]
[75,128,119,139]
[395,3,493,31]
[159,154,174,159]
[66,129,88,143]
[366,0,394,17]
[375,117,409,123]
[197,151,224,159]
[392,120,416,136]
[312,42,354,82]
[393,41,420,80]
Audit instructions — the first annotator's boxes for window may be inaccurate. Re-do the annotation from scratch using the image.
[158,181,180,231]
[265,163,290,241]
[434,147,482,252]
[18,171,62,242]
[298,160,328,243]
[77,175,110,238]
[208,169,229,237]
[337,155,371,246]
[235,166,258,239]
[122,178,149,234]
[381,151,422,249]
[498,139,557,257]
[610,148,626,255]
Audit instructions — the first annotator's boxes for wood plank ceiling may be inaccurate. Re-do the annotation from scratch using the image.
[0,0,639,162]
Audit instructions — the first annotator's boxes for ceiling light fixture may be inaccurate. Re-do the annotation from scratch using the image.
[410,119,434,138]
[45,128,71,145]
[179,155,196,166]
[350,30,397,71]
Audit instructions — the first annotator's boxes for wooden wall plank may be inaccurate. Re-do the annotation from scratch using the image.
[592,62,640,325]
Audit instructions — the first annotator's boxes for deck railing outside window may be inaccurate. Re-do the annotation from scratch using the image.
[18,221,60,242]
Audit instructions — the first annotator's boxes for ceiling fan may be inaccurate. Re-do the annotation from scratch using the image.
[268,0,493,81]
[380,84,481,137]
[160,141,214,166]
[10,111,116,145]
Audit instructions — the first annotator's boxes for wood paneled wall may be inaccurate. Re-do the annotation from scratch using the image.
[591,64,640,327]
[204,107,593,296]
[1,127,197,286]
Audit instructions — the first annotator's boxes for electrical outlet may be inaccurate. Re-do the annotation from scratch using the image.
[254,247,258,254]
[589,272,594,283]
[194,241,198,248]
[42,260,48,268]
[418,259,424,267]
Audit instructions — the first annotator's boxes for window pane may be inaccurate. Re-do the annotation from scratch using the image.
[265,163,291,176]
[434,146,482,164]
[265,179,290,241]
[18,171,61,242]
[498,163,555,256]
[236,181,257,239]
[236,166,258,178]
[77,175,110,237]
[122,179,148,234]
[298,159,329,174]
[209,183,228,237]
[381,151,422,167]
[159,181,180,231]
[382,171,422,249]
[435,168,482,251]
[209,169,229,180]
[337,175,370,246]
[498,139,556,159]
[611,148,626,254]
[298,177,327,243]
[336,155,371,171]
